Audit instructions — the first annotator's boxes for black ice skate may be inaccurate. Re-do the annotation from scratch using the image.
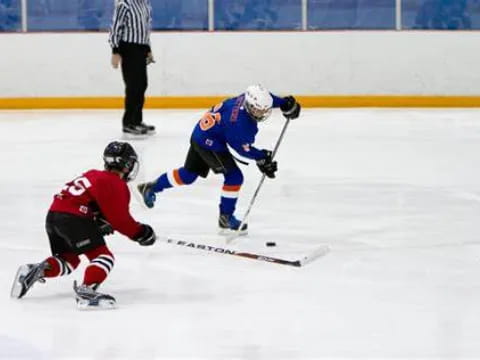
[73,281,116,310]
[138,122,155,135]
[137,182,156,208]
[11,262,48,299]
[218,214,248,236]
[122,124,148,136]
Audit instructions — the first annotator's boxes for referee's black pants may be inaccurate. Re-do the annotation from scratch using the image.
[119,41,149,127]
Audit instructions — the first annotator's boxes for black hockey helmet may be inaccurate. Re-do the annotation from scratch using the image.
[103,141,139,182]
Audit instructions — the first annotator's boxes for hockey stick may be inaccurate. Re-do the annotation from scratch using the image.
[162,237,329,267]
[227,117,292,243]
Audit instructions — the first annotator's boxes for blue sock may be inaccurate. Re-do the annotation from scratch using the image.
[152,167,198,193]
[219,169,243,215]
[152,173,171,193]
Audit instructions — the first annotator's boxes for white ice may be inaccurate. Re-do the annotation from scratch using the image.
[0,108,479,359]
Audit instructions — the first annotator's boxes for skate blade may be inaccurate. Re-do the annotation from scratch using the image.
[121,133,150,141]
[10,265,30,299]
[218,228,248,237]
[76,299,117,311]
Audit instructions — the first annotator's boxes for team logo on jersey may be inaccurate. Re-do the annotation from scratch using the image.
[79,205,88,214]
[205,139,213,146]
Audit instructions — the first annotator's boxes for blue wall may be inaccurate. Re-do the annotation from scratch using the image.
[0,0,20,31]
[0,0,478,31]
[215,0,302,30]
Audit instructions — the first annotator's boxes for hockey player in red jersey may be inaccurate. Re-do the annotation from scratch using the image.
[11,141,156,309]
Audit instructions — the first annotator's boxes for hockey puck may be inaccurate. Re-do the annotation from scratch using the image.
[266,242,277,247]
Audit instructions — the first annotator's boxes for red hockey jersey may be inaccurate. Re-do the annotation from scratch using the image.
[50,169,142,239]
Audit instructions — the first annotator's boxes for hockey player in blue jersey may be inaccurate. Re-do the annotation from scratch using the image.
[137,84,301,233]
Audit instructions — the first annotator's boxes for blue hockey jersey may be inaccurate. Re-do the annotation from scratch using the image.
[191,93,286,161]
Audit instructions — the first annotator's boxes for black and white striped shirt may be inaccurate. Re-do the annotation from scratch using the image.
[109,0,152,53]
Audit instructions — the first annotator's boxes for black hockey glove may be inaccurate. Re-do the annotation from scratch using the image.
[93,212,114,236]
[256,150,278,179]
[133,224,156,246]
[280,96,301,120]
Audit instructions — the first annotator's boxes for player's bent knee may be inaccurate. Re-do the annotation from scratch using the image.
[224,168,244,185]
[84,245,114,262]
[45,253,81,277]
[178,167,198,185]
[61,252,81,270]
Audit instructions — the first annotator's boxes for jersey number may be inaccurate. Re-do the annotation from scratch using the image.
[63,176,92,196]
[199,112,221,131]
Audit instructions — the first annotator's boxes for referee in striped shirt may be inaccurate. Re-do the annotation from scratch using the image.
[109,0,155,136]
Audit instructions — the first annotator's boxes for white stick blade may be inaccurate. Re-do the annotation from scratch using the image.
[300,246,330,266]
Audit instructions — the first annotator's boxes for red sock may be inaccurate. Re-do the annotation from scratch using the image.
[44,253,80,278]
[83,245,115,287]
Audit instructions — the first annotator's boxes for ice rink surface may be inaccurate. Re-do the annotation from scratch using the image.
[0,108,479,359]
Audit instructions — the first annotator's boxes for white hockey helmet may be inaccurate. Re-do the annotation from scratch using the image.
[244,84,273,122]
